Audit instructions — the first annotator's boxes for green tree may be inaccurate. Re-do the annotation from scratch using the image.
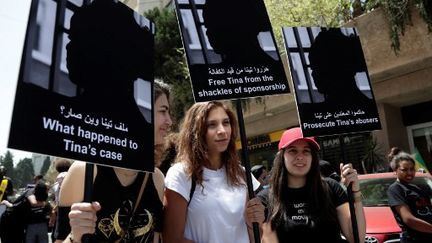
[45,161,59,185]
[145,8,194,127]
[1,151,15,179]
[264,0,351,50]
[40,156,51,176]
[14,158,35,188]
[361,135,386,173]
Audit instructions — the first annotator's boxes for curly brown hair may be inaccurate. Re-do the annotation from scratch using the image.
[176,101,244,187]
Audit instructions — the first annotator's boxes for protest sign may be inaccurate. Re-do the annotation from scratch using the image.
[8,0,155,172]
[283,27,381,137]
[175,0,289,101]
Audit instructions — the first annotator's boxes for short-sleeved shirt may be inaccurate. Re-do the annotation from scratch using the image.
[165,162,260,243]
[258,178,348,242]
[387,180,432,242]
[28,203,52,225]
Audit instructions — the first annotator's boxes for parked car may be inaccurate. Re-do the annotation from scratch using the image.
[358,172,432,243]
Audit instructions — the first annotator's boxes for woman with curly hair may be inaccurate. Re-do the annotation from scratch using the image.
[387,152,432,242]
[163,101,264,243]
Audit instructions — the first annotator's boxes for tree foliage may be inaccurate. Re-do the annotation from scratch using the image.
[40,156,51,176]
[1,151,15,179]
[145,7,194,128]
[361,135,387,173]
[14,158,34,188]
[45,161,59,185]
[365,0,432,52]
[264,0,351,51]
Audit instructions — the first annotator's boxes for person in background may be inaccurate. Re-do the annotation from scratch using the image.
[1,189,31,243]
[0,166,13,202]
[158,132,179,176]
[387,152,432,242]
[251,164,268,193]
[25,182,53,243]
[50,158,72,243]
[259,127,366,243]
[386,147,402,172]
[52,159,73,204]
[1,180,52,243]
[10,174,46,206]
[418,168,427,173]
[388,147,402,162]
[163,101,265,243]
[57,80,172,243]
[25,174,44,192]
[0,165,15,242]
[319,160,341,182]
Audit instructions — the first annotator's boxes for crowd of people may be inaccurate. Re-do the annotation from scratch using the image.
[0,158,72,243]
[2,82,432,243]
[1,81,431,243]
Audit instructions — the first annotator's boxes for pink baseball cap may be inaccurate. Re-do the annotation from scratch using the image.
[278,127,320,150]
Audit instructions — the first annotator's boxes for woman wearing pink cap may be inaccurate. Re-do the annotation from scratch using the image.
[259,127,366,243]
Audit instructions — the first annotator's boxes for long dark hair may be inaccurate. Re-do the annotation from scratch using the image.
[268,145,338,230]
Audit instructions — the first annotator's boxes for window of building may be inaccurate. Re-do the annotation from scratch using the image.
[408,121,432,172]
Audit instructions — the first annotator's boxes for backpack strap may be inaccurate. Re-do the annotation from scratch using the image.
[187,175,196,207]
[132,172,149,214]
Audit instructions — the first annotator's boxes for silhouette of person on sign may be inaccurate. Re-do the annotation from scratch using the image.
[202,0,277,65]
[67,0,153,113]
[308,28,372,108]
[65,0,154,170]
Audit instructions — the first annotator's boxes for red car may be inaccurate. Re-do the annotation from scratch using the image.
[358,172,432,243]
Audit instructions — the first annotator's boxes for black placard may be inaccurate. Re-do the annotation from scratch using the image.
[8,0,155,172]
[283,27,381,137]
[175,0,289,101]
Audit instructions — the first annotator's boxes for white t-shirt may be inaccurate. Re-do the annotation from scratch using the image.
[165,162,260,243]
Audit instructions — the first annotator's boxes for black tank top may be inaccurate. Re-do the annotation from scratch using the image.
[92,165,163,242]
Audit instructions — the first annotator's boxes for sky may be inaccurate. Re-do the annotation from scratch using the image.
[0,0,33,163]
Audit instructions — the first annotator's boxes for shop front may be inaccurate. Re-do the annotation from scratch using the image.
[238,129,378,174]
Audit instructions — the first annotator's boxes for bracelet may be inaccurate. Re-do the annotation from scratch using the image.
[352,190,361,193]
